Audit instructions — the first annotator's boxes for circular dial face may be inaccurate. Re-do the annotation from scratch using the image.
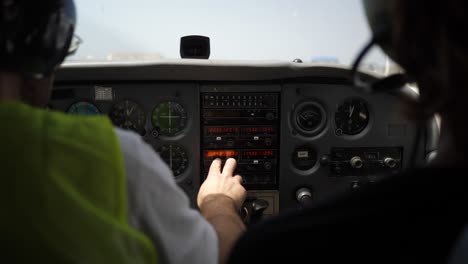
[152,102,188,136]
[293,102,326,136]
[292,146,317,171]
[157,144,189,176]
[109,100,146,135]
[335,98,370,135]
[295,103,325,133]
[67,101,100,115]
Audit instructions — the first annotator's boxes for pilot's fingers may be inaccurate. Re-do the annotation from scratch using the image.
[233,175,243,184]
[208,158,222,176]
[222,158,237,176]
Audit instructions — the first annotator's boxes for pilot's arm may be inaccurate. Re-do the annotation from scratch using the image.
[197,158,247,264]
[116,128,219,264]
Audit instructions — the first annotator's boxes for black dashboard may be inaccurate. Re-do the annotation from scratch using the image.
[52,60,438,222]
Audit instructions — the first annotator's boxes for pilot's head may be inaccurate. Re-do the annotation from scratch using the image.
[363,0,468,122]
[0,0,76,107]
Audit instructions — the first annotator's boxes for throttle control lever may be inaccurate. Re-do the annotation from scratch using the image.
[241,199,269,225]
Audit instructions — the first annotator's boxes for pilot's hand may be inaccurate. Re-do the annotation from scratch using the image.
[198,158,247,211]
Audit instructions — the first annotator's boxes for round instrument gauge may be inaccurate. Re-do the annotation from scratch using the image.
[292,145,317,171]
[109,100,146,135]
[67,101,100,115]
[334,98,370,136]
[293,101,327,136]
[152,101,188,137]
[157,144,189,177]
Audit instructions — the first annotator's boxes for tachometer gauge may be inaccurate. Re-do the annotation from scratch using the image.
[109,100,146,135]
[157,144,189,177]
[152,101,188,137]
[334,98,369,136]
[67,101,100,115]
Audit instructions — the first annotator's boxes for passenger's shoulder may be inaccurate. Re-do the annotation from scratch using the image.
[114,127,173,178]
[114,128,144,148]
[114,127,151,163]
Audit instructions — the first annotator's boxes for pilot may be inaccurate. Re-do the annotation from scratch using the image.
[228,0,468,263]
[0,1,245,263]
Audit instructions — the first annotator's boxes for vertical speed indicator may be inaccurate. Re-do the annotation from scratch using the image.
[157,144,189,177]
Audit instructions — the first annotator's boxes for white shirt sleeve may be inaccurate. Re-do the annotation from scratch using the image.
[115,128,218,264]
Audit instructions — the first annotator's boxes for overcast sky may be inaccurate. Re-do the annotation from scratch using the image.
[68,0,387,66]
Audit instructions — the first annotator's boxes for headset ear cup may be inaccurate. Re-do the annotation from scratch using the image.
[0,0,76,79]
[51,26,75,73]
[40,2,76,77]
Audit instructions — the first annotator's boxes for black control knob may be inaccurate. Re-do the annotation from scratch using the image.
[251,199,269,214]
[241,199,269,225]
[351,181,362,191]
[320,155,330,166]
[265,112,275,121]
[296,188,313,208]
[384,157,397,168]
[264,162,272,171]
[151,128,160,138]
[226,139,235,147]
[350,156,363,169]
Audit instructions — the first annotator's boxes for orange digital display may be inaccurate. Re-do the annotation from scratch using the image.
[205,150,239,158]
[241,127,276,134]
[243,150,275,157]
[207,127,239,134]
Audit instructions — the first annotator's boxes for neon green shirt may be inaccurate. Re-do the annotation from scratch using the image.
[0,101,157,263]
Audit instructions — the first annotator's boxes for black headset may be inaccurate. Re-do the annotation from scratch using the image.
[0,0,76,79]
[353,0,413,94]
[358,0,426,168]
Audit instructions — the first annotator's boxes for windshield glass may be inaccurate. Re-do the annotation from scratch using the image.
[67,0,392,73]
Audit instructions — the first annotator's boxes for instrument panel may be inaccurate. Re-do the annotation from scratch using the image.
[51,64,429,218]
[201,92,280,191]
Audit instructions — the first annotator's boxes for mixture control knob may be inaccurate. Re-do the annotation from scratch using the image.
[296,188,313,208]
[384,157,397,168]
[265,112,275,120]
[350,156,363,169]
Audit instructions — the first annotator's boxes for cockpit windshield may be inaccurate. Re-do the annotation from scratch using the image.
[67,0,394,74]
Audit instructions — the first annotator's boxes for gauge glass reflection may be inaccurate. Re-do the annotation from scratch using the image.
[109,100,146,135]
[335,98,369,135]
[157,144,189,176]
[152,101,188,137]
[67,101,100,115]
